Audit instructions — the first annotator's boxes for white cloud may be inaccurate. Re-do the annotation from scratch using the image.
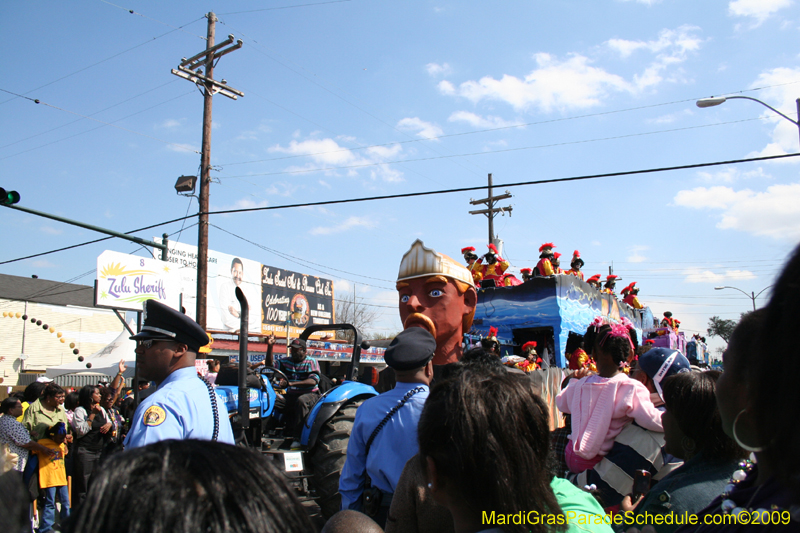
[40,226,63,235]
[436,26,703,112]
[729,0,793,24]
[159,119,183,129]
[215,198,269,214]
[269,136,405,182]
[367,144,403,158]
[696,167,769,183]
[448,111,519,129]
[269,138,357,166]
[647,109,693,124]
[310,216,376,235]
[673,183,800,240]
[683,268,756,283]
[426,62,452,76]
[744,67,800,157]
[438,80,456,95]
[166,143,198,153]
[441,53,629,112]
[617,0,662,4]
[606,26,703,58]
[627,245,649,263]
[397,117,444,140]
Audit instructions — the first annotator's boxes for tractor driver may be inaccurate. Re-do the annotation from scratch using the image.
[273,338,321,449]
[396,239,478,366]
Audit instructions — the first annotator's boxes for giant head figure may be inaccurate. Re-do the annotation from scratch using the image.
[396,240,478,365]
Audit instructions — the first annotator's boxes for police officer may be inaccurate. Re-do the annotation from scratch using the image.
[124,300,234,448]
[339,327,435,528]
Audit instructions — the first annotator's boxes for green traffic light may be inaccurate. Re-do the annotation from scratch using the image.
[0,188,20,205]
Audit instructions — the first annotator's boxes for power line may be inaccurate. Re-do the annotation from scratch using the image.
[216,81,800,168]
[0,19,204,106]
[206,151,800,216]
[0,80,180,151]
[97,0,208,39]
[218,117,768,179]
[5,150,799,265]
[0,89,200,160]
[218,0,352,15]
[215,18,486,179]
[210,223,394,290]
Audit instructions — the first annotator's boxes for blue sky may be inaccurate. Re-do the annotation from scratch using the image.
[3,0,799,357]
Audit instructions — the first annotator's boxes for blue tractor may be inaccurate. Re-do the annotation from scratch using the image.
[215,315,378,517]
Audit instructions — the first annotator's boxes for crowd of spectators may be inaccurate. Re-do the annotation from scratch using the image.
[3,244,800,533]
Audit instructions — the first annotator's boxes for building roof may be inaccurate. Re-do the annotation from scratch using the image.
[0,273,95,308]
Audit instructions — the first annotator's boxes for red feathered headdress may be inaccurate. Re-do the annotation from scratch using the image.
[586,274,601,282]
[520,268,532,274]
[538,242,555,253]
[606,275,619,282]
[487,243,499,254]
[488,326,498,337]
[553,252,562,259]
[572,250,581,259]
[461,246,476,254]
[522,341,537,351]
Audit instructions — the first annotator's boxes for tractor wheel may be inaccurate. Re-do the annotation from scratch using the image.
[308,400,363,519]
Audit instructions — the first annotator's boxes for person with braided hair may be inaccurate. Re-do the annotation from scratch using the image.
[556,318,663,474]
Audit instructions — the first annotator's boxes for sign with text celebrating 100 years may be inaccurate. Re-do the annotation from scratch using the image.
[95,250,180,311]
[151,239,335,338]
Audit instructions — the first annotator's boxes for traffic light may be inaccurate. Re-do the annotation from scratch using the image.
[0,188,20,205]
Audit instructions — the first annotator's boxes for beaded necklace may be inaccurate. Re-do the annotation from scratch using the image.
[719,453,782,520]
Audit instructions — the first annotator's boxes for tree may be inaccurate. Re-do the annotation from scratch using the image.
[706,316,738,344]
[334,289,382,343]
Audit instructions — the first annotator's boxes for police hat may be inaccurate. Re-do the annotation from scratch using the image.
[130,299,209,352]
[384,328,436,371]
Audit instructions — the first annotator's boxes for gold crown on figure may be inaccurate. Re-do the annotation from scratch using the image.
[397,239,475,287]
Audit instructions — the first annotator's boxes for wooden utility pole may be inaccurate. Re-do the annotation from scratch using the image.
[171,12,243,327]
[469,173,513,246]
[197,15,215,329]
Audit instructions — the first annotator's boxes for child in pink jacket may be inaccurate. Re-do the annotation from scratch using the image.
[556,320,663,473]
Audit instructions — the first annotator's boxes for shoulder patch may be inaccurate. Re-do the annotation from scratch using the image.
[143,405,167,426]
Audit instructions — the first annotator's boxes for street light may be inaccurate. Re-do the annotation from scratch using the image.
[714,285,773,311]
[696,95,800,147]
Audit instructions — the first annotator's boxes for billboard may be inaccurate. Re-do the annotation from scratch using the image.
[153,239,335,338]
[95,250,180,311]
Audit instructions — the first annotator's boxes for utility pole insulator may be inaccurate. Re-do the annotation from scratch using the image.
[468,173,513,245]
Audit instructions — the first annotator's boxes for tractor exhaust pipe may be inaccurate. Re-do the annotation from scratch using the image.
[235,287,249,429]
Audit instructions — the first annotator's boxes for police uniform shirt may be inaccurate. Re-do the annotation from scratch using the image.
[124,367,234,449]
[339,381,429,511]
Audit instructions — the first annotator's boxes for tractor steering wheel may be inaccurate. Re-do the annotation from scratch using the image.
[259,366,290,390]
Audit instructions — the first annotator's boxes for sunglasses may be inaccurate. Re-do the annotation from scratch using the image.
[136,339,173,349]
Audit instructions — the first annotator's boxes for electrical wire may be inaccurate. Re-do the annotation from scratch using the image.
[218,0,352,15]
[210,223,394,290]
[215,18,486,179]
[219,117,769,179]
[4,150,799,265]
[206,151,800,216]
[97,0,208,39]
[0,89,200,159]
[216,80,800,168]
[0,18,204,106]
[0,80,180,151]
